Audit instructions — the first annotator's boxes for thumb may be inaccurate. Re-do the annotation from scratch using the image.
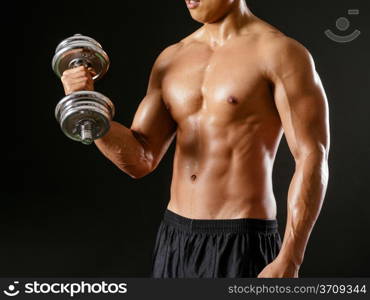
[87,67,97,77]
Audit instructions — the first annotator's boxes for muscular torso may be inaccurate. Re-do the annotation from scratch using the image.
[163,27,284,220]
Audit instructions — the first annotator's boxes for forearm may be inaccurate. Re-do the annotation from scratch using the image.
[94,121,153,178]
[278,150,329,267]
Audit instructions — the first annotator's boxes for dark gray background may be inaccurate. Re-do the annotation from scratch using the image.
[5,0,370,277]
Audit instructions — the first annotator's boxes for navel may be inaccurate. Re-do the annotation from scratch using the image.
[190,174,197,181]
[227,96,239,104]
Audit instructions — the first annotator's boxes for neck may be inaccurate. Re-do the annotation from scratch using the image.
[202,1,254,46]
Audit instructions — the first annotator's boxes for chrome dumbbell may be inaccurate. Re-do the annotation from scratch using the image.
[52,34,115,145]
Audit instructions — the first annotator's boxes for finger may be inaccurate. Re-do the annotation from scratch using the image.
[63,66,87,75]
[64,72,92,80]
[65,83,93,94]
[69,78,93,86]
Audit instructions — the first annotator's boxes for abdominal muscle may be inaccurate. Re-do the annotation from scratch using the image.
[167,115,281,220]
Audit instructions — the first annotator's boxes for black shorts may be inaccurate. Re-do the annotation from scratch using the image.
[151,209,281,278]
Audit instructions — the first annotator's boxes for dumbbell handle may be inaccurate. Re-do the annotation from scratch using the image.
[79,120,94,145]
[65,59,96,145]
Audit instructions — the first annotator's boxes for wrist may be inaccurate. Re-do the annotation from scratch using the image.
[276,253,302,269]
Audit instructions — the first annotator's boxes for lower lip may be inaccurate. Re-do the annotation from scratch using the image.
[186,1,200,9]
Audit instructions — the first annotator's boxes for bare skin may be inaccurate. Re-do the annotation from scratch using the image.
[61,0,330,277]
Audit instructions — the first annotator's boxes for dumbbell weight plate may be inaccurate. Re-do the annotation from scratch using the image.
[55,91,115,144]
[52,34,109,81]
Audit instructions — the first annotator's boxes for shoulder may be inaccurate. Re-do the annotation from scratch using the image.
[159,42,184,58]
[154,28,203,69]
[236,17,314,66]
[258,32,315,75]
[264,33,311,60]
[154,42,184,69]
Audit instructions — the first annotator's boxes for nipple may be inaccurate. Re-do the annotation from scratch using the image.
[227,96,238,104]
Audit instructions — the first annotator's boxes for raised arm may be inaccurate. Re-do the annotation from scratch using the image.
[94,44,180,178]
[259,37,330,277]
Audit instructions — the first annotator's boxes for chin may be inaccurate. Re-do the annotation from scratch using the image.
[189,12,211,24]
[189,10,225,24]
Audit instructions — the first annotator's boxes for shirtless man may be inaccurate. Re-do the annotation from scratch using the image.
[61,0,330,278]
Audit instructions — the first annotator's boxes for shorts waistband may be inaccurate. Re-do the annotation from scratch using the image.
[163,209,278,234]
